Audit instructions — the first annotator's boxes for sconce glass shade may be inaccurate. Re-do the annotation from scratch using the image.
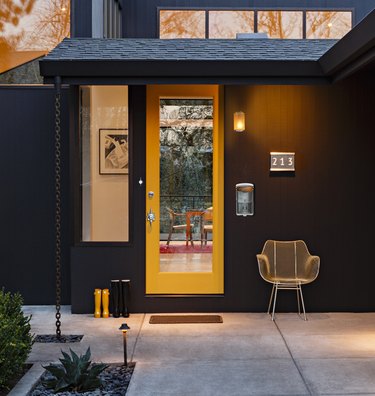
[234,111,245,132]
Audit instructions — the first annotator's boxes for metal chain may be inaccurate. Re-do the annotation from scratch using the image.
[55,90,62,339]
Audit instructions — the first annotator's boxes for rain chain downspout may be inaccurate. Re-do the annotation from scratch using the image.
[54,76,62,339]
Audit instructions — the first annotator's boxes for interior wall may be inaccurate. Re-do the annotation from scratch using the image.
[83,86,129,242]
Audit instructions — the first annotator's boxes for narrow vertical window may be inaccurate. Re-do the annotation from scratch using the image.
[306,11,352,39]
[80,86,129,242]
[159,10,206,38]
[257,11,303,39]
[208,11,254,38]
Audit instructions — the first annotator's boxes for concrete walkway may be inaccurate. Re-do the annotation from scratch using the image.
[24,306,375,395]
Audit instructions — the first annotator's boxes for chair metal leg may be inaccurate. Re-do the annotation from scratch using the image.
[267,284,275,315]
[271,284,278,321]
[296,286,301,315]
[298,284,307,321]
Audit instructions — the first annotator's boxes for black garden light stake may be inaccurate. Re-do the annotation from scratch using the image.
[119,323,130,366]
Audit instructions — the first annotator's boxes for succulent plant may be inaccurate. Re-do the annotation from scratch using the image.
[42,347,108,393]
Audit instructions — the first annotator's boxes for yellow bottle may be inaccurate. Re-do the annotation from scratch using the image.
[94,289,102,318]
[102,288,110,318]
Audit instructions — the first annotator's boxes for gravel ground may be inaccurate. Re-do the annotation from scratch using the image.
[34,335,83,343]
[30,363,135,396]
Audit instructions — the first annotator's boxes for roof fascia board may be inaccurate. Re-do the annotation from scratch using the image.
[332,46,375,82]
[43,76,331,85]
[319,9,375,75]
[39,60,325,79]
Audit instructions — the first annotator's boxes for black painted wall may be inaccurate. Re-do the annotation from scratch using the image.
[0,87,70,304]
[122,0,375,38]
[224,70,375,313]
[71,0,92,38]
[70,69,375,313]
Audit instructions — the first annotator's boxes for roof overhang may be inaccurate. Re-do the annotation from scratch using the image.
[39,9,375,85]
[319,9,375,81]
[39,38,334,85]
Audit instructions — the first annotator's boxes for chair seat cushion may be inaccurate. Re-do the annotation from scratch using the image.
[267,276,313,285]
[173,224,187,230]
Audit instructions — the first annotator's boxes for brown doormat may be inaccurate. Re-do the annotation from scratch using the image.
[149,315,223,324]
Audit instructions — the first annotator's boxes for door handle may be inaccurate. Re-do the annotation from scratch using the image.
[147,208,156,226]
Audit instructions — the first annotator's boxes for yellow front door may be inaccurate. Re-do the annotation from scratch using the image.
[146,85,224,294]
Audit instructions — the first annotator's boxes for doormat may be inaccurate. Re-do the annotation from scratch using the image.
[149,315,223,324]
[34,334,83,343]
[160,244,212,254]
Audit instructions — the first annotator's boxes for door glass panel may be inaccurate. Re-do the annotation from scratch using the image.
[159,99,213,273]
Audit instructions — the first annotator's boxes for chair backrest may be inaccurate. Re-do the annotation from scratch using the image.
[166,207,175,222]
[261,240,311,279]
[202,207,213,222]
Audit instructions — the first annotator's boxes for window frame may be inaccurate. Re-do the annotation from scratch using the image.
[72,85,134,247]
[305,10,353,40]
[157,7,354,40]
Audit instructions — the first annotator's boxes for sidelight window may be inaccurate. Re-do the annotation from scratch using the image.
[80,86,129,242]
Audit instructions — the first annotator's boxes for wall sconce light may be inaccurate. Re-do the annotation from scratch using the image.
[119,323,130,366]
[234,111,245,132]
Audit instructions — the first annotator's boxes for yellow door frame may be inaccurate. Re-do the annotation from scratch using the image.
[146,85,224,294]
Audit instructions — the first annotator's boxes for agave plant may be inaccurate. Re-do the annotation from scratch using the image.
[42,347,108,393]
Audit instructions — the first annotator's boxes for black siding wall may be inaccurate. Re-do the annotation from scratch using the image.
[71,70,375,313]
[0,87,70,304]
[123,0,375,38]
[224,70,375,312]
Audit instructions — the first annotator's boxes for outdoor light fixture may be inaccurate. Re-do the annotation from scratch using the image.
[234,111,245,132]
[119,323,130,366]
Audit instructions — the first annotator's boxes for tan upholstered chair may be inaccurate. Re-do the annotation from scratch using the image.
[166,208,193,245]
[256,240,320,321]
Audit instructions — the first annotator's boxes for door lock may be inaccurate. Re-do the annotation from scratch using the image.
[147,208,156,225]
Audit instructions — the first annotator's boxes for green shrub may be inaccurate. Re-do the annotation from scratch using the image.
[0,288,34,390]
[42,347,108,393]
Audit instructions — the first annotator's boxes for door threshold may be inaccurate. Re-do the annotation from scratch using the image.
[145,294,224,298]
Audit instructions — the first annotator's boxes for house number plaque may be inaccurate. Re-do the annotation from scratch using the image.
[270,152,295,171]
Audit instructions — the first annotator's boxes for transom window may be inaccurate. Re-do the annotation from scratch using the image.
[159,9,352,40]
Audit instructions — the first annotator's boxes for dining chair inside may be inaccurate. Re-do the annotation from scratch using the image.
[200,207,213,246]
[166,207,193,245]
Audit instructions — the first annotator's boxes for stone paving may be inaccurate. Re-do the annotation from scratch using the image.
[20,307,375,395]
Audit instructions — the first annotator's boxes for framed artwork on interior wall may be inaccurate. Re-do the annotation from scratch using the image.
[99,128,129,175]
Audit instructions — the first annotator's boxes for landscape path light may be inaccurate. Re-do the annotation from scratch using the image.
[119,323,130,366]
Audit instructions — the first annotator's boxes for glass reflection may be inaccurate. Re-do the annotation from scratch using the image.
[258,11,303,39]
[209,11,254,38]
[159,99,213,273]
[306,11,352,39]
[159,10,206,39]
[0,0,70,74]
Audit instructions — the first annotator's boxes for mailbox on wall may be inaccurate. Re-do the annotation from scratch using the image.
[236,183,254,216]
